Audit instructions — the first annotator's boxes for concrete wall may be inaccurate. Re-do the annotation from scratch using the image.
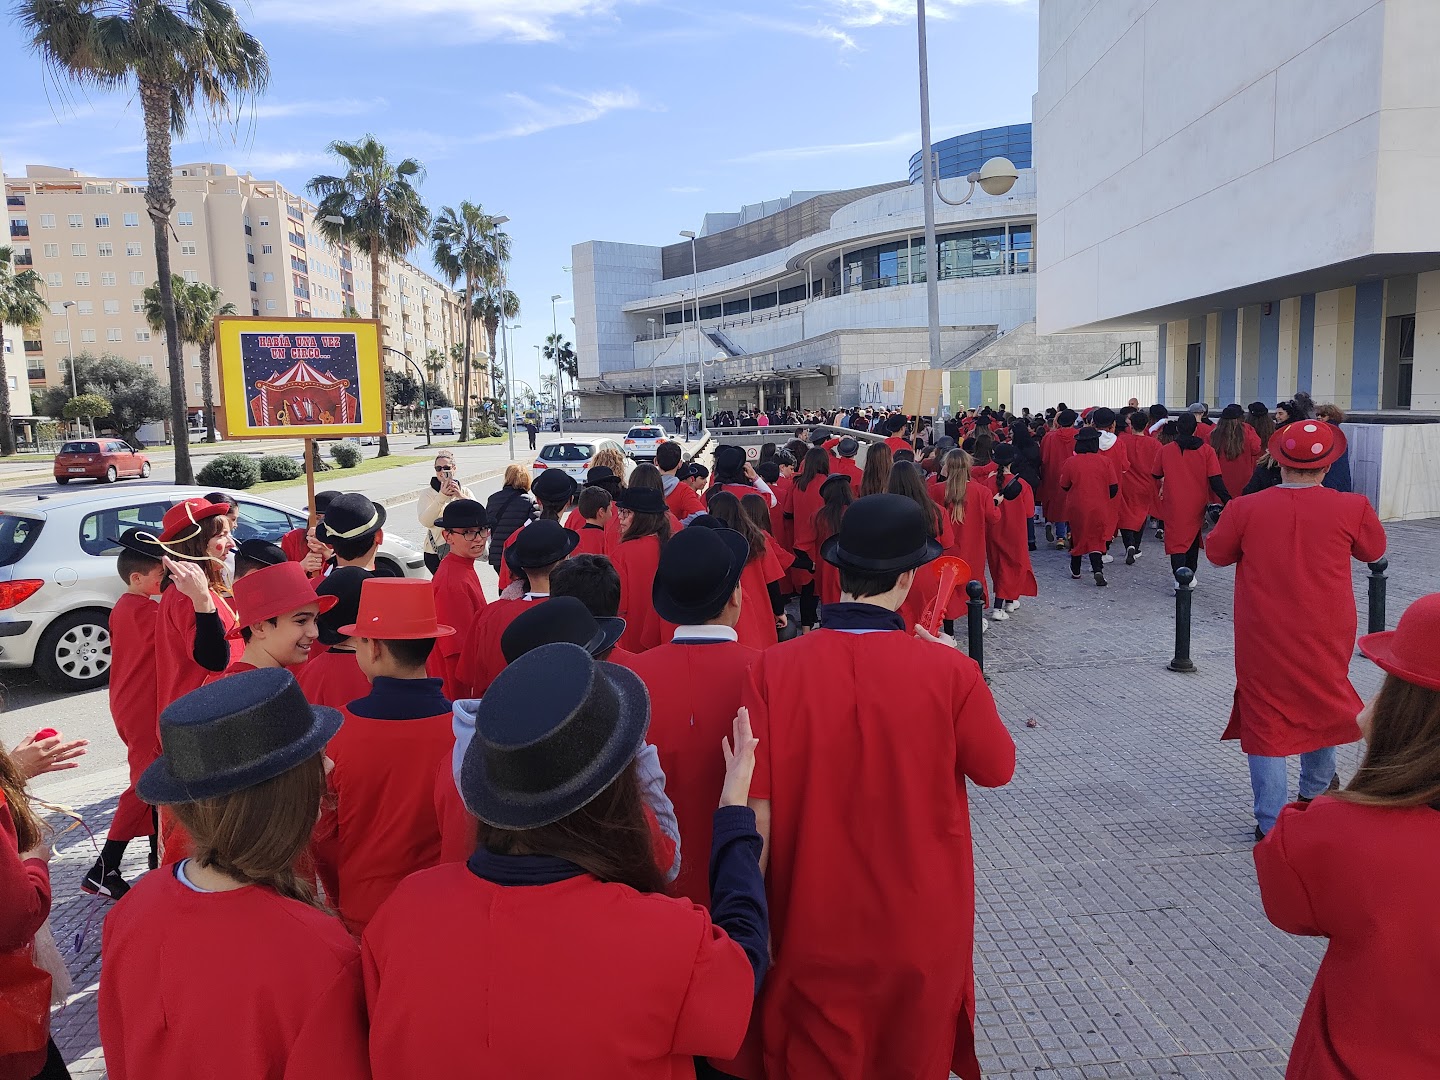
[955,320,1158,384]
[571,240,664,380]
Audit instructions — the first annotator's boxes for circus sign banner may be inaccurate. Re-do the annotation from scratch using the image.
[215,316,384,439]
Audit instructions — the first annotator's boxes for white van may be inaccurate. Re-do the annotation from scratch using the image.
[429,407,459,435]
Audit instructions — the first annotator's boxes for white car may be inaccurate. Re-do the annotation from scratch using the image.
[532,442,596,482]
[0,486,427,692]
[624,426,671,460]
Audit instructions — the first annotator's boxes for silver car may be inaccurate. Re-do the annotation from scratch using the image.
[0,486,427,692]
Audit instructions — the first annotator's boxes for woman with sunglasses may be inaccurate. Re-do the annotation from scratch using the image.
[418,452,475,574]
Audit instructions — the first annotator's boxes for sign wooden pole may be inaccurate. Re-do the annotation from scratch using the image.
[304,438,318,530]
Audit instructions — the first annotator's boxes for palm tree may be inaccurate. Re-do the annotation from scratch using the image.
[145,277,233,442]
[543,332,578,419]
[472,289,519,411]
[17,0,268,484]
[0,246,46,456]
[431,203,508,441]
[309,136,429,456]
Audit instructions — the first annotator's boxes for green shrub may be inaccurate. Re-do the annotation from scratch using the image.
[329,441,363,468]
[258,454,303,482]
[471,418,502,439]
[196,453,260,489]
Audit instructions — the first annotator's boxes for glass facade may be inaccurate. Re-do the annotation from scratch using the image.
[842,222,1032,291]
[908,123,1033,184]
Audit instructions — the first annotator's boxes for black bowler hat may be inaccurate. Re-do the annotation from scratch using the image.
[1220,403,1245,421]
[809,431,829,446]
[615,487,668,516]
[459,642,649,829]
[504,519,580,573]
[713,445,746,475]
[991,444,1016,467]
[1091,407,1117,430]
[585,466,621,491]
[500,596,625,665]
[112,526,164,561]
[1075,427,1101,453]
[138,668,342,805]
[236,538,287,568]
[316,492,386,545]
[533,469,578,504]
[434,498,489,531]
[821,493,942,574]
[309,489,342,516]
[837,437,859,457]
[315,566,368,646]
[676,462,704,482]
[651,524,748,625]
[885,414,909,434]
[819,473,852,498]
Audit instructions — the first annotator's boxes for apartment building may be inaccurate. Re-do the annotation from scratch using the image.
[4,159,469,429]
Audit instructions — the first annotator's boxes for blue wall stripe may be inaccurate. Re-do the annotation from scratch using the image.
[1351,280,1383,409]
[1297,294,1315,392]
[1257,305,1280,405]
[969,369,982,406]
[1157,323,1167,405]
[1218,309,1238,405]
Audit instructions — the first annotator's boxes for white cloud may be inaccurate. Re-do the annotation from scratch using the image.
[226,149,333,173]
[732,130,915,164]
[734,14,858,49]
[830,0,1033,27]
[481,86,649,140]
[250,97,387,120]
[668,185,704,193]
[250,0,627,41]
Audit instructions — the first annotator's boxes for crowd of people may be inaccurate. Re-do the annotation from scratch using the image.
[0,385,1434,1079]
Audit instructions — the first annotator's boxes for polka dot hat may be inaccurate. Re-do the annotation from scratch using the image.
[1268,419,1347,470]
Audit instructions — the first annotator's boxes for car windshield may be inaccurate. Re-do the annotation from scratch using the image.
[60,442,100,454]
[0,513,44,569]
[628,428,663,438]
[540,444,593,462]
[233,500,303,543]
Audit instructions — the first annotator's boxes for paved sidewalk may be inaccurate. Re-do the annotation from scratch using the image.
[26,513,1437,1077]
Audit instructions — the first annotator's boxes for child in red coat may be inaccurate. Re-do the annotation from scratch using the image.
[1059,428,1120,586]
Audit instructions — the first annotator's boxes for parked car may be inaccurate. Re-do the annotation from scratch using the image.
[0,487,428,692]
[623,426,670,460]
[430,407,459,436]
[53,439,151,485]
[532,441,596,482]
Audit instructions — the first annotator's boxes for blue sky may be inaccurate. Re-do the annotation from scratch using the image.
[1,0,1038,391]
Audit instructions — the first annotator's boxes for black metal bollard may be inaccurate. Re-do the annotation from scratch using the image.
[966,580,985,670]
[1367,558,1389,635]
[1168,566,1197,673]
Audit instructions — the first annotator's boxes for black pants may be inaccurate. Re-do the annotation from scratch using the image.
[1170,536,1201,576]
[423,552,441,574]
[695,1061,741,1080]
[527,431,537,449]
[799,582,819,627]
[1071,552,1104,575]
[33,1039,71,1080]
[1120,528,1144,551]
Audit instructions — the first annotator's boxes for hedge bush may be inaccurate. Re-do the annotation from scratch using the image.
[329,441,363,469]
[196,453,260,489]
[258,454,303,482]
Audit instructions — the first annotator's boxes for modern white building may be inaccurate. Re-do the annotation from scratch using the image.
[571,126,1151,420]
[1036,0,1440,413]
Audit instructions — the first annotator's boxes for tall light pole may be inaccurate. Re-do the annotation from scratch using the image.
[550,293,565,435]
[61,300,86,437]
[492,214,514,459]
[679,230,706,425]
[383,345,432,447]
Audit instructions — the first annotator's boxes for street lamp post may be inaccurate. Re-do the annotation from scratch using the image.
[550,293,565,436]
[680,230,705,428]
[383,345,432,447]
[492,215,514,460]
[60,300,87,437]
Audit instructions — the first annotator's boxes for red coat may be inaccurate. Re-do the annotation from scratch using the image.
[613,536,665,652]
[0,796,51,1080]
[434,757,475,865]
[1038,426,1077,520]
[898,513,956,631]
[99,869,369,1080]
[155,584,236,718]
[735,546,785,650]
[789,477,827,559]
[427,553,487,699]
[741,629,1015,1080]
[1255,797,1440,1077]
[986,477,1038,601]
[626,638,760,905]
[1205,486,1386,755]
[1058,453,1119,555]
[1116,431,1161,530]
[665,480,705,521]
[814,515,844,607]
[107,593,161,842]
[572,522,608,556]
[362,863,754,1077]
[1155,441,1222,555]
[456,595,549,697]
[296,649,370,711]
[831,457,862,487]
[1213,424,1262,504]
[939,482,999,616]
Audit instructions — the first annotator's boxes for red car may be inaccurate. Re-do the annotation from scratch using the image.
[53,440,151,485]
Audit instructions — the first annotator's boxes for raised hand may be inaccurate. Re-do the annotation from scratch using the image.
[11,731,88,779]
[163,556,215,612]
[720,707,760,808]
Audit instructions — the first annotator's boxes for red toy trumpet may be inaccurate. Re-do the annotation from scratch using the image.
[920,556,970,636]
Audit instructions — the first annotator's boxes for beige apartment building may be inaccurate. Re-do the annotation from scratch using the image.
[4,159,473,432]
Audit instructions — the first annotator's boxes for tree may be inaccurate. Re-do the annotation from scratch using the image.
[309,136,429,457]
[0,246,46,456]
[383,367,422,417]
[145,277,234,443]
[35,385,68,420]
[431,202,505,443]
[63,393,111,430]
[423,380,452,409]
[66,352,169,445]
[18,0,268,483]
[471,289,519,413]
[543,332,577,418]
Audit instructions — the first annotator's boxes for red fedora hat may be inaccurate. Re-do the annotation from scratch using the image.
[337,578,455,639]
[159,497,229,543]
[1359,592,1440,692]
[231,562,337,632]
[1268,420,1346,470]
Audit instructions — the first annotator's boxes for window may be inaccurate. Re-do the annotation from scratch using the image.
[42,243,58,258]
[71,244,86,257]
[233,500,303,543]
[107,328,122,341]
[135,329,151,342]
[182,269,198,283]
[46,273,61,287]
[78,502,172,557]
[68,214,83,228]
[54,330,68,343]
[100,272,117,287]
[80,329,96,343]
[131,299,143,313]
[193,383,201,396]
[129,271,144,285]
[49,302,64,316]
[265,299,277,310]
[263,272,274,282]
[261,244,273,254]
[76,301,93,315]
[97,242,113,257]
[123,213,139,227]
[138,355,153,365]
[126,242,142,256]
[94,214,110,228]
[104,300,119,314]
[180,242,197,256]
[74,272,89,286]
[177,212,194,226]
[258,217,270,226]
[39,214,55,229]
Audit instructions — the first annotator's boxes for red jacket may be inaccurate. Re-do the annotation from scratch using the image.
[985,476,1038,602]
[1206,486,1386,755]
[1154,440,1222,555]
[665,480,705,521]
[427,553,487,699]
[613,536,665,653]
[1212,424,1262,505]
[935,481,999,617]
[1116,431,1161,530]
[789,476,828,559]
[1059,453,1120,555]
[573,522,609,556]
[107,592,162,842]
[0,797,51,1080]
[296,648,371,711]
[455,595,549,698]
[155,584,235,719]
[362,863,754,1078]
[99,869,369,1080]
[1038,426,1077,520]
[734,546,786,650]
[1256,797,1440,1078]
[831,458,862,487]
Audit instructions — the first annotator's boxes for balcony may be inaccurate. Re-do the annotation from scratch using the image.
[6,196,24,207]
[286,203,304,222]
[23,340,43,353]
[8,224,28,239]
[340,257,352,271]
[287,231,305,248]
[293,285,310,300]
[247,253,255,264]
[290,257,308,274]
[14,252,32,266]
[249,282,257,292]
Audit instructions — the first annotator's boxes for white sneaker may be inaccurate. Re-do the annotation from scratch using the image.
[980,617,989,633]
[1003,600,1019,612]
[1101,553,1114,564]
[990,608,1010,621]
[1132,549,1144,559]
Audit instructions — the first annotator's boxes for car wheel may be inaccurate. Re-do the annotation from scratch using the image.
[140,461,151,478]
[104,465,118,484]
[375,557,404,578]
[35,609,112,692]
[55,477,69,485]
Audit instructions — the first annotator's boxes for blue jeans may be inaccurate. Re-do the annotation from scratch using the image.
[1247,747,1338,835]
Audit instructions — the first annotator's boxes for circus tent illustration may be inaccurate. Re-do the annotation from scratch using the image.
[248,359,359,427]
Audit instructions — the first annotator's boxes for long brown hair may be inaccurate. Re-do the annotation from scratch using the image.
[887,460,940,537]
[795,447,830,492]
[859,442,893,497]
[1247,408,1275,447]
[1334,675,1440,808]
[171,754,328,906]
[739,493,773,537]
[1211,416,1247,461]
[817,475,853,542]
[0,748,45,852]
[705,491,767,563]
[970,429,994,466]
[165,514,231,593]
[942,449,974,524]
[480,762,665,894]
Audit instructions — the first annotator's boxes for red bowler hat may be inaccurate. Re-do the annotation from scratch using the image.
[1268,420,1347,470]
[338,578,455,639]
[1358,592,1440,692]
[159,497,230,543]
[231,562,337,633]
